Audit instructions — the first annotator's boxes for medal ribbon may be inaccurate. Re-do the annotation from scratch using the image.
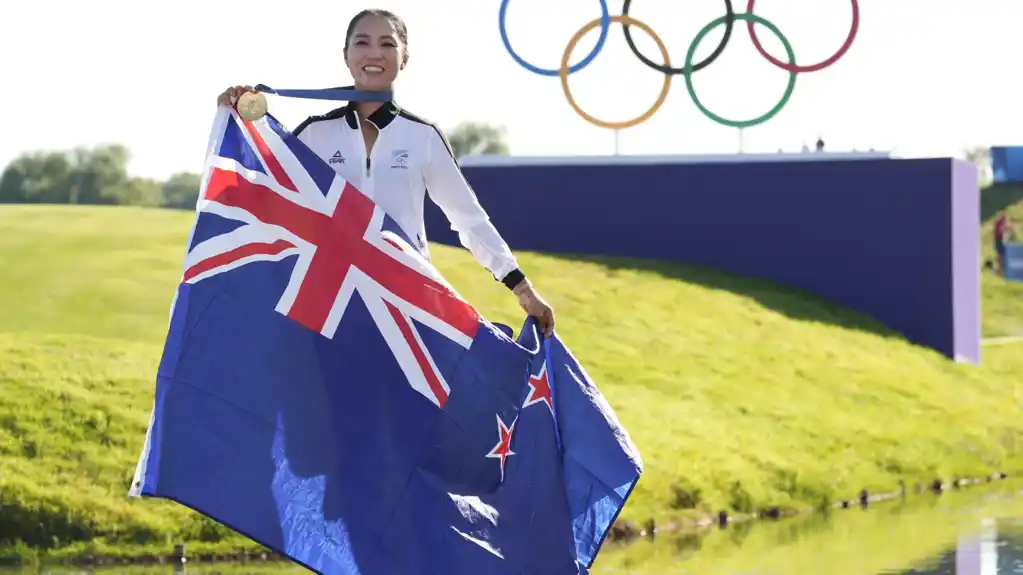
[254,84,394,102]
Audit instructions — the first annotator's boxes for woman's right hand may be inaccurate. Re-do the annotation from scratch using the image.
[216,85,255,107]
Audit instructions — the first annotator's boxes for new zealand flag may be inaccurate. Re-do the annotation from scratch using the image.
[129,105,642,574]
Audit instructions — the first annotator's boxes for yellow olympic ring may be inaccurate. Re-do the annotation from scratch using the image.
[559,15,672,130]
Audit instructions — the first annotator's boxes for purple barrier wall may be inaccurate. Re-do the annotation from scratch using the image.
[423,156,981,363]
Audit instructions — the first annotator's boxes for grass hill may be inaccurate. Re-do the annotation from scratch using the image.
[981,183,1023,336]
[1,202,1022,564]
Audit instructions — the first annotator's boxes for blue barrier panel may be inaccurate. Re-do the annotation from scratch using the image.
[991,147,1023,184]
[424,156,981,363]
[1006,243,1023,282]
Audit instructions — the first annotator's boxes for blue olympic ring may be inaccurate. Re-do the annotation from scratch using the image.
[498,0,611,77]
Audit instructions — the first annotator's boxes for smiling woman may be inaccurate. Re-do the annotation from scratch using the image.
[344,9,409,92]
[214,9,556,337]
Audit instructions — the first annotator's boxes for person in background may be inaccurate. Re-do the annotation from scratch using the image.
[215,8,555,336]
[994,211,1011,273]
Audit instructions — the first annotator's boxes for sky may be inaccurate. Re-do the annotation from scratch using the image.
[1,0,1020,181]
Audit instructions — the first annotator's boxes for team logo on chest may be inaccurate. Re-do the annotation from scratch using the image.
[391,149,409,169]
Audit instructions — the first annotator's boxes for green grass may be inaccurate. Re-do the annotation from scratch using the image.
[1,202,1022,564]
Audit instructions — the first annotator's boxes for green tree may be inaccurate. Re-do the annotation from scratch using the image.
[0,144,144,206]
[65,145,131,205]
[0,151,73,203]
[445,122,510,159]
[161,172,202,210]
[103,178,165,207]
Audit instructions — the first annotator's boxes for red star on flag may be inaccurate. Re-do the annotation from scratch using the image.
[523,362,554,416]
[485,414,516,482]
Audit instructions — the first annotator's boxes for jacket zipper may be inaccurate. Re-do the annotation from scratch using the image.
[354,112,378,188]
[353,112,373,180]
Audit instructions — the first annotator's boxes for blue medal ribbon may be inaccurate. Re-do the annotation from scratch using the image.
[254,84,393,102]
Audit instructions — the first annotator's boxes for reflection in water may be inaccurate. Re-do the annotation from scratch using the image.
[954,518,997,575]
[1,485,1022,574]
[588,483,1023,575]
[900,511,1021,574]
[897,517,1022,574]
[0,562,306,575]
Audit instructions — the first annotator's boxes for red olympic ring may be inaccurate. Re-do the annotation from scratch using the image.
[746,0,860,73]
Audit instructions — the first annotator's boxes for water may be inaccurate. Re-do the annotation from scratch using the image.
[590,482,1023,575]
[2,483,1021,575]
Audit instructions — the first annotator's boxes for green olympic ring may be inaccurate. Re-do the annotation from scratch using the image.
[684,13,797,129]
[556,11,802,130]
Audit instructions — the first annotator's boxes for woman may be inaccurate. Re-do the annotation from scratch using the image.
[216,9,555,337]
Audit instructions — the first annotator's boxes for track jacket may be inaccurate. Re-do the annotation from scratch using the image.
[293,102,524,289]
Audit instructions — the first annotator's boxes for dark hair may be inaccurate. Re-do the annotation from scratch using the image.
[344,9,409,56]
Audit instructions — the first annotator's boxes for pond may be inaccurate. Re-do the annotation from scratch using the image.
[3,482,1022,574]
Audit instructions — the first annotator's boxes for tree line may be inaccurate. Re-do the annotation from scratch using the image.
[0,144,202,210]
[0,122,510,211]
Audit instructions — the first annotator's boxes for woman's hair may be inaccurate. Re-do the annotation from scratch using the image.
[344,9,409,56]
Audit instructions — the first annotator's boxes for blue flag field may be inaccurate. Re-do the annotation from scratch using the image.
[129,105,642,574]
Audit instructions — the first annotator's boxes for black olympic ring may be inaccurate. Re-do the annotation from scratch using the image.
[622,0,736,76]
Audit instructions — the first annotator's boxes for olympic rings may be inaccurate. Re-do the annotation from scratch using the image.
[685,13,796,128]
[498,0,859,130]
[746,0,860,73]
[622,0,735,76]
[561,15,672,130]
[498,0,611,77]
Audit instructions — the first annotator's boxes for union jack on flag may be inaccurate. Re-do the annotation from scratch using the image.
[184,106,481,407]
[131,105,641,575]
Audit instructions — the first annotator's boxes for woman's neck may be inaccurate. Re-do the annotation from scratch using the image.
[355,101,385,120]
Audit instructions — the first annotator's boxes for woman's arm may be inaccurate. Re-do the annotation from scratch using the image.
[421,126,521,284]
[421,126,555,335]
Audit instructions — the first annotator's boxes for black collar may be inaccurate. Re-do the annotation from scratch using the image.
[344,101,399,130]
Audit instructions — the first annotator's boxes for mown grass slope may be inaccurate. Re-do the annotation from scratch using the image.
[981,183,1023,336]
[0,203,1021,562]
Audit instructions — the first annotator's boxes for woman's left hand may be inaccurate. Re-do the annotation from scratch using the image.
[513,280,555,338]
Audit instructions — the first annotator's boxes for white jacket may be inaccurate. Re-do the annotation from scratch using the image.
[293,102,523,288]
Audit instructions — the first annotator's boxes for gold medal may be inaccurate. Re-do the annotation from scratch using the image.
[236,91,268,121]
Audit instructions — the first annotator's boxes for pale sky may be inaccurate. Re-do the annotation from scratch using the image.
[1,0,1019,181]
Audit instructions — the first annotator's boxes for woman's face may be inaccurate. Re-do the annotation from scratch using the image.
[345,14,405,92]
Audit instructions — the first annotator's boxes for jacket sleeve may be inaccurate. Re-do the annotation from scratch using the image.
[421,125,522,284]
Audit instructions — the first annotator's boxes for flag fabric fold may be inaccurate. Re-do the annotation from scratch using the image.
[129,106,642,575]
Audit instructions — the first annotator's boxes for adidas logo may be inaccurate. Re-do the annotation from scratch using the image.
[328,151,345,164]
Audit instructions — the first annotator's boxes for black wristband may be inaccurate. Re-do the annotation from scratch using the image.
[501,268,525,290]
